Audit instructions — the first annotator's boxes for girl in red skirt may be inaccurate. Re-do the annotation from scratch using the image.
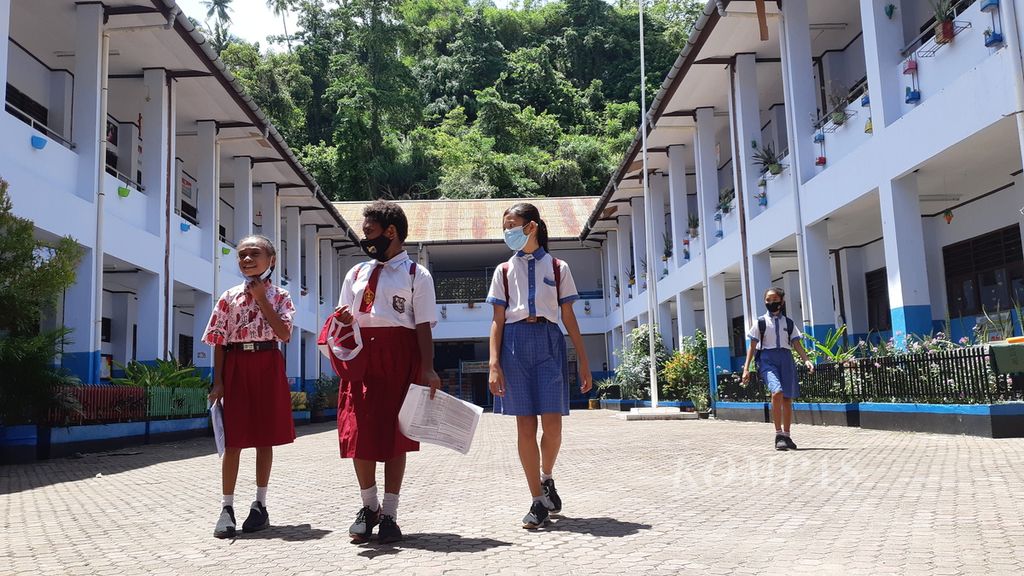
[334,200,441,545]
[203,234,296,539]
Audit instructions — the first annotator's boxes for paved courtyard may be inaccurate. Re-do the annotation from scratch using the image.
[3,411,1024,575]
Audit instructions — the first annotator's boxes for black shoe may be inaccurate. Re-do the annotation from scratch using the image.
[214,506,236,539]
[378,515,403,544]
[542,478,562,514]
[775,434,789,451]
[783,435,797,450]
[242,501,270,533]
[522,500,550,530]
[349,506,379,543]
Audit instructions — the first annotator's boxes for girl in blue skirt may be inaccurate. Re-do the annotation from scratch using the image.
[741,287,814,451]
[486,203,592,529]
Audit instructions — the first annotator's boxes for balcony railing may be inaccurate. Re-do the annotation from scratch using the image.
[5,101,74,150]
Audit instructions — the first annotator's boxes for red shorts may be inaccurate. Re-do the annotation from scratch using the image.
[336,327,421,461]
[222,348,296,449]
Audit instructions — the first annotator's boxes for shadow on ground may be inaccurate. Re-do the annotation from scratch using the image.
[235,524,332,542]
[356,533,512,558]
[545,517,651,537]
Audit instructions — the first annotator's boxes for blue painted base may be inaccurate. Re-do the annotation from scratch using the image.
[808,324,836,347]
[0,425,39,464]
[62,351,101,384]
[599,399,694,411]
[292,410,311,425]
[791,402,860,427]
[707,346,731,404]
[195,366,214,380]
[860,402,1024,438]
[48,422,148,458]
[715,401,770,423]
[891,305,933,348]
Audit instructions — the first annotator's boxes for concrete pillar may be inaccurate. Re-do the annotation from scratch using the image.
[658,301,674,350]
[694,108,718,246]
[48,70,74,141]
[304,225,319,312]
[259,183,280,285]
[117,122,140,184]
[837,249,868,342]
[319,238,334,375]
[142,68,173,236]
[629,197,647,292]
[804,220,837,343]
[748,251,773,329]
[610,326,624,369]
[676,291,697,346]
[650,175,670,279]
[880,174,932,345]
[233,157,253,243]
[137,270,164,362]
[63,251,100,383]
[304,330,319,395]
[781,270,804,325]
[72,3,103,202]
[732,53,762,225]
[779,0,818,185]
[768,104,788,153]
[0,0,9,104]
[667,145,689,269]
[197,121,218,263]
[110,293,133,373]
[860,0,906,131]
[705,274,730,402]
[605,230,620,312]
[285,206,302,387]
[193,292,214,380]
[617,216,634,301]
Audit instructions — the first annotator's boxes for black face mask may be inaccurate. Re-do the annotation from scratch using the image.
[359,235,392,262]
[766,301,783,314]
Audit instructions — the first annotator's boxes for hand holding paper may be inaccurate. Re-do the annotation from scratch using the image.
[398,384,483,455]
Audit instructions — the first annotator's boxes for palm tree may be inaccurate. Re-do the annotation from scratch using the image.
[202,0,233,25]
[266,0,293,51]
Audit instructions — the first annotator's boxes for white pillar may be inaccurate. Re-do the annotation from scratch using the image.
[0,0,9,104]
[768,104,788,153]
[617,216,633,300]
[667,145,689,269]
[116,122,139,183]
[676,291,696,345]
[304,331,319,394]
[285,206,302,385]
[880,174,932,345]
[694,108,718,246]
[781,270,804,325]
[259,183,280,285]
[650,175,669,279]
[733,53,762,223]
[319,238,334,375]
[72,3,103,202]
[233,156,253,243]
[837,249,867,340]
[658,301,674,350]
[705,274,731,401]
[304,224,319,312]
[860,0,906,131]
[48,70,74,140]
[779,0,818,185]
[197,121,218,264]
[137,270,164,362]
[604,231,620,313]
[629,197,647,292]
[804,220,837,343]
[110,293,133,370]
[193,292,214,379]
[142,68,173,236]
[748,251,773,328]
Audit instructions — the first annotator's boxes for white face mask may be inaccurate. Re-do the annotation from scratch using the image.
[318,314,363,362]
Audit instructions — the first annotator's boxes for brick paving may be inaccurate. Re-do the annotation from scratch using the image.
[3,411,1024,575]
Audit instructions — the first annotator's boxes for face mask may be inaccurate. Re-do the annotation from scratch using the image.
[766,301,783,314]
[247,266,274,283]
[504,226,529,252]
[359,235,392,261]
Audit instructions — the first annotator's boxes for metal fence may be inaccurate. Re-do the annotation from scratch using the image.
[715,346,1022,404]
[49,386,210,424]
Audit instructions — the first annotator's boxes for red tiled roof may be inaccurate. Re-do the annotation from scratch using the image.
[333,197,600,244]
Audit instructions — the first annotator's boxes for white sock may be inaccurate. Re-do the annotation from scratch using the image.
[256,486,268,505]
[540,473,552,483]
[780,431,790,437]
[381,492,400,520]
[360,485,379,511]
[222,494,234,508]
[532,495,545,504]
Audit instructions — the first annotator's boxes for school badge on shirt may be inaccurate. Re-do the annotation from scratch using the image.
[392,295,406,314]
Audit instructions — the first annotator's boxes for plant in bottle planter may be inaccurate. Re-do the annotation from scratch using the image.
[752,141,782,175]
[687,213,699,238]
[930,0,955,44]
[815,156,827,166]
[827,82,850,126]
[661,230,673,261]
[754,190,767,207]
[984,28,1004,47]
[718,187,735,214]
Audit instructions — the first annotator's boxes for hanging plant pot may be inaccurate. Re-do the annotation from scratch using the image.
[714,212,722,222]
[815,156,827,166]
[813,132,825,144]
[768,163,782,175]
[757,196,768,207]
[117,186,131,198]
[688,228,698,238]
[984,31,1004,47]
[905,88,921,104]
[864,117,873,134]
[721,204,731,214]
[714,230,724,239]
[902,59,918,74]
[934,20,954,44]
[30,135,47,150]
[758,179,767,188]
[980,0,999,12]
[831,111,847,126]
[860,94,870,107]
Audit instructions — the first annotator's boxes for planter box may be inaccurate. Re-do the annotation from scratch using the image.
[715,401,770,423]
[310,408,338,423]
[0,424,39,464]
[859,403,1024,438]
[48,422,147,458]
[293,410,311,425]
[600,399,639,411]
[148,417,211,442]
[791,403,860,427]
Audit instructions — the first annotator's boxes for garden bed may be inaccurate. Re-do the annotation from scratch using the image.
[715,401,770,423]
[859,402,1024,438]
[791,403,860,427]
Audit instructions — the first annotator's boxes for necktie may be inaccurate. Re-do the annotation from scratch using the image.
[359,264,383,313]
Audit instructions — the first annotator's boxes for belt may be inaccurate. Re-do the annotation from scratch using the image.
[226,341,278,352]
[521,317,550,324]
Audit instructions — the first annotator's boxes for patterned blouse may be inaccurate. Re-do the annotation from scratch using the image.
[201,283,295,346]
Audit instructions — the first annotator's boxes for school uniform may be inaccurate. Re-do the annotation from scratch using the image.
[335,251,438,462]
[485,248,579,416]
[202,283,297,448]
[747,313,803,399]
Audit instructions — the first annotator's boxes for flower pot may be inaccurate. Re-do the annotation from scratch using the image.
[813,132,825,143]
[905,89,921,104]
[981,0,999,12]
[588,398,600,410]
[934,20,954,44]
[697,411,710,419]
[860,94,870,107]
[30,135,47,150]
[815,156,827,166]
[902,59,918,74]
[688,228,698,238]
[714,212,722,222]
[757,196,768,207]
[117,186,131,198]
[985,32,1004,47]
[768,163,782,175]
[830,111,847,126]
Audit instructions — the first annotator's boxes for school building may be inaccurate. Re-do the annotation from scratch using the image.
[0,0,359,390]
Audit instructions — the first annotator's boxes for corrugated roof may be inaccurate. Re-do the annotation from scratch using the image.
[334,197,600,244]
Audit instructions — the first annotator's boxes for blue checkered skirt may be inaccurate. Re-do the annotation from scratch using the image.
[495,321,569,416]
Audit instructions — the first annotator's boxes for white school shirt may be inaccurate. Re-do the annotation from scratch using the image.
[338,251,438,329]
[485,248,579,324]
[746,313,803,351]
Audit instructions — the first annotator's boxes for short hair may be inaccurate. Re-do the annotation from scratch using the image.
[363,200,408,242]
[764,287,785,299]
[238,234,277,257]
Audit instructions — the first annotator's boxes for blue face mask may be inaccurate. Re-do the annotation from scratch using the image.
[504,225,529,252]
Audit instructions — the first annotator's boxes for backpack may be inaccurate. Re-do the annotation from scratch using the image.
[500,257,561,304]
[756,315,794,362]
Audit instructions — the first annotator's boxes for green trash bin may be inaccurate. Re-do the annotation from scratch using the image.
[989,342,1024,375]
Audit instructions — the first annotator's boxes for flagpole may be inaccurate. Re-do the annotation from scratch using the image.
[638,0,661,409]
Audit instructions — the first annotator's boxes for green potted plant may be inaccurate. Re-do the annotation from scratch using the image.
[718,187,735,214]
[827,82,850,126]
[612,275,620,307]
[752,141,782,175]
[661,331,710,416]
[661,230,673,262]
[930,0,955,44]
[687,213,699,238]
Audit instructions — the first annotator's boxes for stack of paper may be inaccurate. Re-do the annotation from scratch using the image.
[398,385,483,455]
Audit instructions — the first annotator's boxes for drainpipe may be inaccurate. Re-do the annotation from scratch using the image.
[212,140,222,302]
[92,32,110,366]
[1001,0,1024,185]
[162,73,173,358]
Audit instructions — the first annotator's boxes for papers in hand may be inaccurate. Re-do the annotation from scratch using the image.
[209,399,225,457]
[398,385,483,455]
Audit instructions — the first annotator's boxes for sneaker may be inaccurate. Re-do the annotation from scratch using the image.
[378,515,403,544]
[775,434,789,451]
[522,500,550,530]
[541,478,562,514]
[242,501,270,533]
[349,505,379,543]
[783,435,798,450]
[214,506,236,539]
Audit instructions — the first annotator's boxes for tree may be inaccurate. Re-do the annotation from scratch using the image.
[203,0,233,25]
[0,178,83,424]
[266,0,295,51]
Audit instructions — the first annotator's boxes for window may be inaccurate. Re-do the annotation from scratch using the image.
[5,84,48,128]
[178,335,193,367]
[101,317,112,343]
[865,267,891,332]
[731,316,746,357]
[943,225,1023,318]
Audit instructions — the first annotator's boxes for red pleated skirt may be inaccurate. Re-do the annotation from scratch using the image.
[222,347,296,449]
[337,327,421,461]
